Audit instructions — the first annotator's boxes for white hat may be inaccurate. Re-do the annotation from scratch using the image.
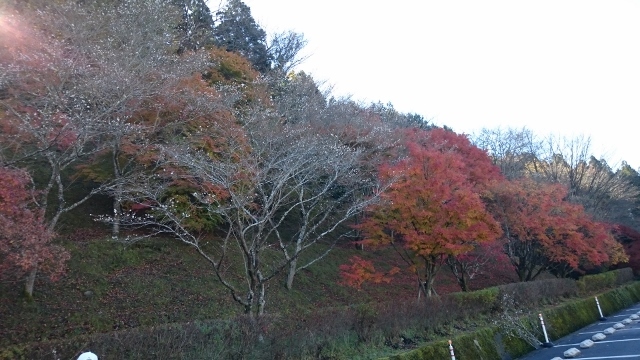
[77,352,98,360]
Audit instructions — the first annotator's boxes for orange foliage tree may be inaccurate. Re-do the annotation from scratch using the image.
[486,178,627,281]
[343,128,502,297]
[415,128,506,292]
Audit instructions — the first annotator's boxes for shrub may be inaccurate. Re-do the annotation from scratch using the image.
[449,287,499,309]
[577,267,634,294]
[496,278,577,309]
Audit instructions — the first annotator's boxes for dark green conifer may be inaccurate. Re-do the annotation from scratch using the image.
[212,0,270,72]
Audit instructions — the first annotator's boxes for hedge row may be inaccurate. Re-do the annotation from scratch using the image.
[446,267,634,311]
[576,267,634,294]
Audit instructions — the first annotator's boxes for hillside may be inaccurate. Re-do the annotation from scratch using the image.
[0,227,514,358]
[0,228,426,346]
[2,1,640,359]
[0,228,633,359]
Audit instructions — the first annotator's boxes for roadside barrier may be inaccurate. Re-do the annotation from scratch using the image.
[595,296,607,321]
[538,313,554,347]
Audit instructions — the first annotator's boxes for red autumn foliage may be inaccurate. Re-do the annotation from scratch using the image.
[0,167,70,285]
[486,178,627,281]
[610,224,640,275]
[404,127,504,189]
[338,256,400,290]
[447,238,513,291]
[343,128,502,296]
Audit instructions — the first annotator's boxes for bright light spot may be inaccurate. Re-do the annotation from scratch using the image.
[0,6,38,56]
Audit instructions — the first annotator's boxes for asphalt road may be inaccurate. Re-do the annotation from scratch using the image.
[519,302,640,359]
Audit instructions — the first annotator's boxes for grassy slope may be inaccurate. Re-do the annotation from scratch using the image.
[0,228,441,348]
[2,225,631,359]
[0,161,520,354]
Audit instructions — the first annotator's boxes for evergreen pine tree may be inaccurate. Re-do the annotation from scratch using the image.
[212,0,270,72]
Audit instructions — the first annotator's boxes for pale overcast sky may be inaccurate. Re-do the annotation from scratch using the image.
[207,1,640,170]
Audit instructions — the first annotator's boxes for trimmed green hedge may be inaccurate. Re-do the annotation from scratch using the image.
[386,281,640,360]
[577,267,635,294]
[386,327,530,360]
[449,287,500,310]
[444,268,634,313]
[398,328,503,360]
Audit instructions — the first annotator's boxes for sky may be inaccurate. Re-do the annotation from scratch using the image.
[207,1,640,170]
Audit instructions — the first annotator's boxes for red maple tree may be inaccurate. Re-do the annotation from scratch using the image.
[405,127,503,190]
[343,128,502,297]
[446,239,511,291]
[609,224,640,275]
[0,167,70,297]
[486,178,627,281]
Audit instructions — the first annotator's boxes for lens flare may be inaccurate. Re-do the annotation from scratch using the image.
[0,6,41,59]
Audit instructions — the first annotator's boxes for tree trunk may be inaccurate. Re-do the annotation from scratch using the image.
[424,276,437,297]
[459,273,469,292]
[112,184,122,238]
[24,264,37,299]
[112,142,122,238]
[516,260,528,282]
[447,256,470,292]
[285,257,297,290]
[422,257,440,297]
[243,284,266,317]
[258,282,266,316]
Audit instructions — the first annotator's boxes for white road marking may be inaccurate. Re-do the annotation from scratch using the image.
[558,338,640,347]
[565,356,640,359]
[589,338,640,345]
[579,328,631,335]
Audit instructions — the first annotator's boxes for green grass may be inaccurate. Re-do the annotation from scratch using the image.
[0,230,421,349]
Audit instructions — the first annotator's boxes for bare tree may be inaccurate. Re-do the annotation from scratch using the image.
[1,0,212,233]
[0,0,213,293]
[67,1,215,237]
[472,127,539,180]
[267,30,309,74]
[3,3,103,224]
[246,118,389,290]
[528,134,639,219]
[104,112,387,315]
[268,71,329,126]
[473,128,639,221]
[613,163,640,228]
[0,2,111,294]
[260,77,406,289]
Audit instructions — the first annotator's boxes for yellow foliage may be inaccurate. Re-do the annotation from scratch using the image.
[204,47,271,109]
